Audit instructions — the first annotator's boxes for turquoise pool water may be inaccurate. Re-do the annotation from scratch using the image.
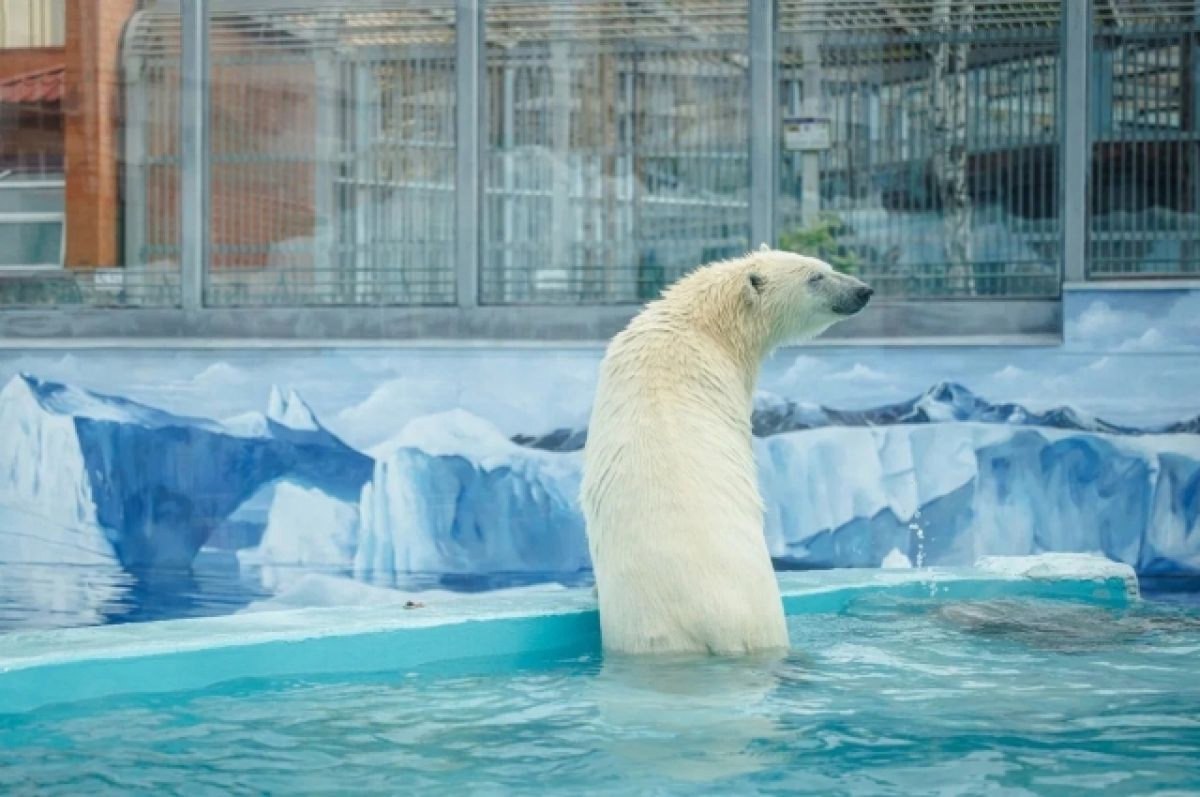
[3,590,1198,795]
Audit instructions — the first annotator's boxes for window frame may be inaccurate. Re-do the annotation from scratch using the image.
[0,179,66,271]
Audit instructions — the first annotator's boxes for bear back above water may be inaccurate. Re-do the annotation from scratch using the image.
[581,249,872,655]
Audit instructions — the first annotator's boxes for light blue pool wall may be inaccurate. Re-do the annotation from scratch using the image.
[0,568,1138,714]
[0,285,1196,627]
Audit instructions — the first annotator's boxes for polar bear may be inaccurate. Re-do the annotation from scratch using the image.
[581,248,872,655]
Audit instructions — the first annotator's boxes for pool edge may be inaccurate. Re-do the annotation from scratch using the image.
[0,556,1140,715]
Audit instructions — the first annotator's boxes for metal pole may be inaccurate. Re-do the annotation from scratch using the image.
[122,54,146,270]
[353,61,373,303]
[798,20,822,227]
[1061,0,1090,284]
[180,0,210,310]
[455,0,483,308]
[1192,1,1200,267]
[550,38,571,297]
[313,50,337,302]
[748,0,777,249]
[502,64,515,300]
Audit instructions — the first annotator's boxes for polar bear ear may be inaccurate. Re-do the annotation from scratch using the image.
[758,242,770,252]
[744,271,765,306]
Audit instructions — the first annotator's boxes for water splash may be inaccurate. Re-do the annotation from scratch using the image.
[908,509,937,596]
[908,509,926,569]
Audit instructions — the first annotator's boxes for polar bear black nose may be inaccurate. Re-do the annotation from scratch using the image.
[830,282,874,315]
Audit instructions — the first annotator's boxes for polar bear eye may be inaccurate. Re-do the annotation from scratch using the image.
[808,273,825,285]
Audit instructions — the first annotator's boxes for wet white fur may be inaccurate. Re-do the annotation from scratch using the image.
[581,248,868,655]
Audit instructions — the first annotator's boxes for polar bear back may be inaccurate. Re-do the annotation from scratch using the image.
[582,318,787,655]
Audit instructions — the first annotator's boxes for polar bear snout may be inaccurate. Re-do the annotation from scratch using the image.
[829,277,874,316]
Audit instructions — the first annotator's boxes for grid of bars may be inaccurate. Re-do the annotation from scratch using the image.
[777,2,1063,298]
[127,4,459,307]
[481,32,750,303]
[1087,1,1200,278]
[478,1,751,303]
[3,0,1188,312]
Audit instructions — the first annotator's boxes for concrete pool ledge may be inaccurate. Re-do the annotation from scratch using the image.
[0,554,1137,714]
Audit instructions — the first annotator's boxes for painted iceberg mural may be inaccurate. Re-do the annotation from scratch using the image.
[0,288,1197,628]
[1,368,1197,630]
[757,423,1200,573]
[0,373,371,571]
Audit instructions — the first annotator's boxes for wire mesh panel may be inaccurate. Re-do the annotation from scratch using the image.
[205,4,456,306]
[332,46,457,306]
[1088,0,1200,278]
[46,6,185,308]
[205,48,326,306]
[109,0,1196,316]
[482,0,749,304]
[778,0,1062,298]
[126,2,457,308]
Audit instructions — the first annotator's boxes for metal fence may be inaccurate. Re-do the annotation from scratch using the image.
[123,23,183,308]
[3,0,1196,316]
[778,2,1064,298]
[481,0,749,304]
[125,4,460,307]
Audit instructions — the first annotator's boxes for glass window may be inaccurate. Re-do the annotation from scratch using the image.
[0,215,62,267]
[0,0,64,48]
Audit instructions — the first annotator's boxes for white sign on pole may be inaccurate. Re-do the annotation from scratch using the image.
[782,116,831,151]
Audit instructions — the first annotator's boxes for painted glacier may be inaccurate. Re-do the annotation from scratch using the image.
[0,373,371,571]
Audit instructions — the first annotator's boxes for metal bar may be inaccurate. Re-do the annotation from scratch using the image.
[354,60,373,304]
[455,0,483,308]
[1192,2,1200,267]
[0,181,66,189]
[501,64,515,300]
[180,0,211,310]
[313,50,337,302]
[1061,0,1090,283]
[749,0,776,248]
[798,10,823,230]
[549,36,571,297]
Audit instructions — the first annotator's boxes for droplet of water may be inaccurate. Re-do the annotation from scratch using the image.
[910,514,927,569]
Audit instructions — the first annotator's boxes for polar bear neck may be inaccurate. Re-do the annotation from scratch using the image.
[650,271,771,390]
[616,303,763,427]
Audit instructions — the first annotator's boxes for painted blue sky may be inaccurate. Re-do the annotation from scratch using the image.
[0,289,1196,450]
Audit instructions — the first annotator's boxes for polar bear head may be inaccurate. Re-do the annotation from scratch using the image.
[742,248,873,346]
[659,247,873,357]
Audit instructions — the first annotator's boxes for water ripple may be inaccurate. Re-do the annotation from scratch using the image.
[2,596,1199,795]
